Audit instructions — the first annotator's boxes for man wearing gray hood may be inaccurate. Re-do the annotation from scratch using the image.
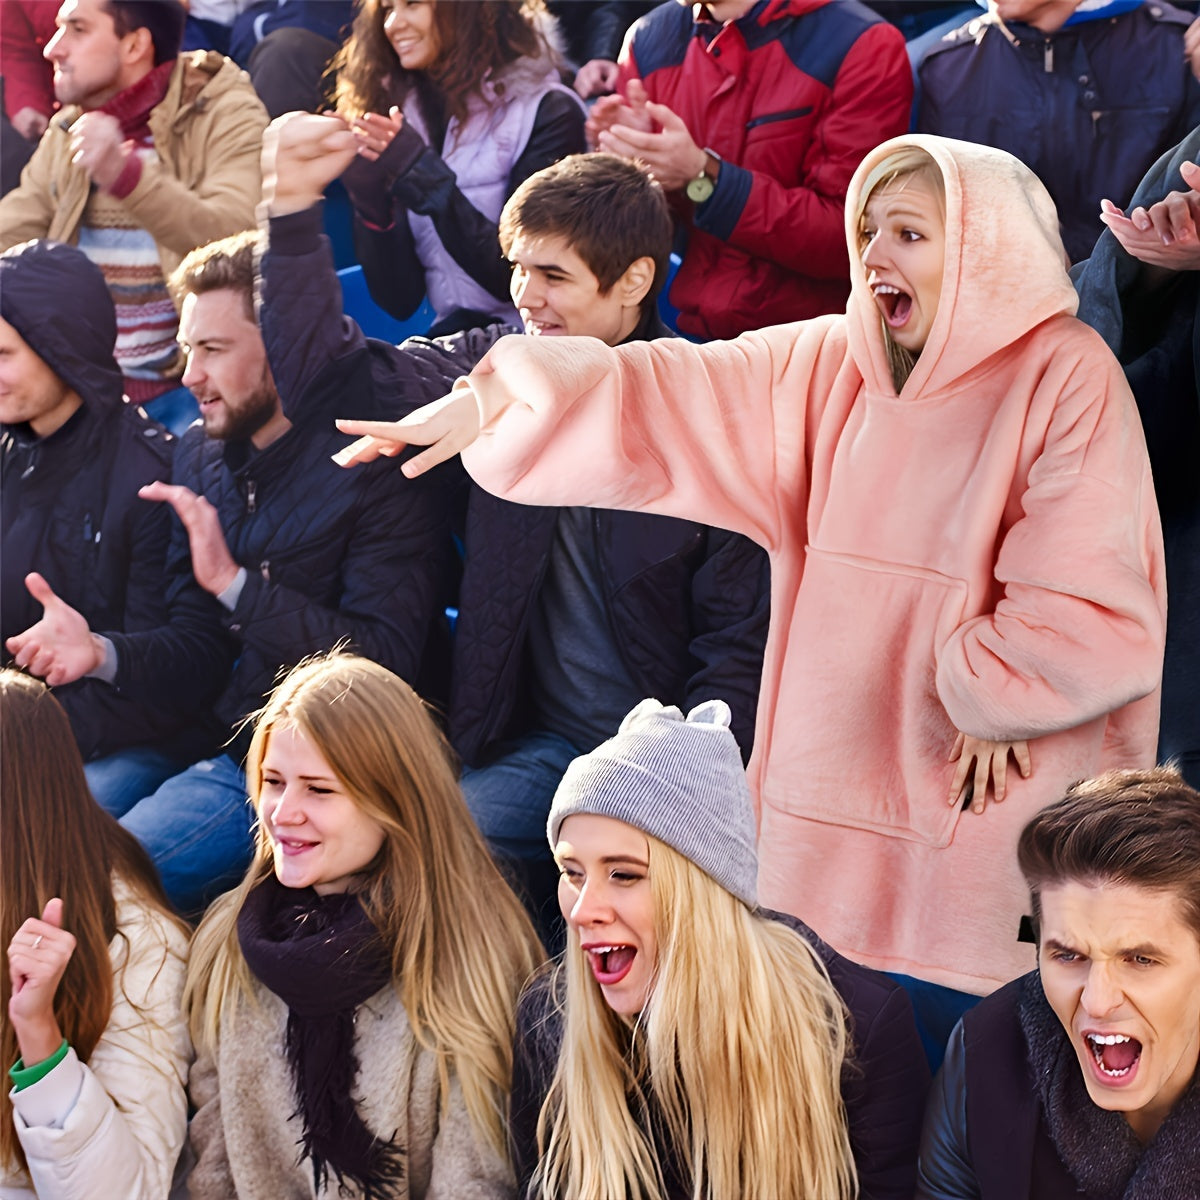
[1,239,229,788]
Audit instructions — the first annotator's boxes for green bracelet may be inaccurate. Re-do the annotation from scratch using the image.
[9,1040,70,1091]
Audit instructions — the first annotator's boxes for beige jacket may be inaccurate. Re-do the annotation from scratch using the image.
[184,980,513,1199]
[2,881,191,1200]
[0,50,267,283]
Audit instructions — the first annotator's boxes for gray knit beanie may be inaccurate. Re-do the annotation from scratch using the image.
[547,698,758,906]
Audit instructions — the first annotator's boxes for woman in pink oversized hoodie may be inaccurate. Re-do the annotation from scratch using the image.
[338,135,1166,1013]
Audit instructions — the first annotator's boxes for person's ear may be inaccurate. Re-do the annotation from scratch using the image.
[123,25,154,68]
[615,255,656,309]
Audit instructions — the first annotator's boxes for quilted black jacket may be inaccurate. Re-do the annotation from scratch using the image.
[122,209,465,759]
[0,241,227,761]
[446,311,771,767]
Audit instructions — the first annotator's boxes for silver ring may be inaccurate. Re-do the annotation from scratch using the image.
[31,935,43,951]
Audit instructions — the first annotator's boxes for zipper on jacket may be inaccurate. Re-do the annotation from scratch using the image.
[1043,39,1053,72]
[245,480,256,514]
[745,106,813,131]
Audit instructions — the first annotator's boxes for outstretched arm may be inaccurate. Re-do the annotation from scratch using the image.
[338,320,846,553]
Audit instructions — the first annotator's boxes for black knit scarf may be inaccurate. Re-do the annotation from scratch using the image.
[1018,971,1200,1200]
[237,876,405,1198]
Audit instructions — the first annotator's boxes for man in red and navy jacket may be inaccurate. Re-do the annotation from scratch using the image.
[593,0,912,340]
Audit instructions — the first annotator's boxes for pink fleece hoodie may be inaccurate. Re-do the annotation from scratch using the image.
[459,135,1167,994]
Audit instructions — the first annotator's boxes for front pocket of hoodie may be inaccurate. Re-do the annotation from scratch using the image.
[766,547,969,847]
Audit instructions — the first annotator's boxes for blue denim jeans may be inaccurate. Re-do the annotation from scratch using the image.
[459,730,583,861]
[86,746,190,819]
[119,754,256,917]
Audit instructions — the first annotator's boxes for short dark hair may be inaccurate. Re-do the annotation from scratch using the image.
[1018,766,1200,943]
[169,228,260,321]
[105,0,186,65]
[499,153,673,315]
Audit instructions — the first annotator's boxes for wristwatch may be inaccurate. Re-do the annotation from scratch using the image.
[685,148,722,203]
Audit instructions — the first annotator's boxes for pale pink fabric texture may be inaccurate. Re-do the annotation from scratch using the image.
[459,135,1167,994]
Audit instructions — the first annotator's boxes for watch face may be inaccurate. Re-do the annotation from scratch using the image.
[686,174,715,203]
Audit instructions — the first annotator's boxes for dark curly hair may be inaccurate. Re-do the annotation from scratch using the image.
[330,0,557,125]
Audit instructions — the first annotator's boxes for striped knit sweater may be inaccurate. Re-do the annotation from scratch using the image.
[75,60,184,404]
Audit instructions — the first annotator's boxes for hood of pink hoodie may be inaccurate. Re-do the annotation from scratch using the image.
[844,134,1079,399]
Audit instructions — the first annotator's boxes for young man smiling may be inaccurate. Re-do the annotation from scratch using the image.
[263,115,770,935]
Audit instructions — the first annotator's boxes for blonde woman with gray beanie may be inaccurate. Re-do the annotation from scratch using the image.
[508,698,930,1200]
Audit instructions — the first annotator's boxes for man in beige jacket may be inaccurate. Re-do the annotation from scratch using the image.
[0,0,267,427]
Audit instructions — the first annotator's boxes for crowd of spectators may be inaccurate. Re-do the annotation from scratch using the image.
[3,0,1200,1196]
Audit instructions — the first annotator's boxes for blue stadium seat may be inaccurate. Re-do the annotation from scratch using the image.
[337,264,436,343]
[657,251,683,334]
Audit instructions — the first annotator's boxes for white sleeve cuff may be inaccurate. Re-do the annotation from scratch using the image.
[10,1046,85,1129]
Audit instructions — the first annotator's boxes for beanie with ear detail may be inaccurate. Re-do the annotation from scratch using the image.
[547,698,759,907]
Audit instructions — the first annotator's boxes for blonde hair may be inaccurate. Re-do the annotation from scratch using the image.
[532,836,856,1199]
[854,146,946,393]
[184,653,544,1156]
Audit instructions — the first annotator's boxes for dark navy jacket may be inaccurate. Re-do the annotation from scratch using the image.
[449,312,771,768]
[917,0,1200,264]
[0,241,227,761]
[1074,126,1200,784]
[159,207,460,759]
[261,206,770,769]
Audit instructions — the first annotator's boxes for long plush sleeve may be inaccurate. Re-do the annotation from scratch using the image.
[460,322,845,553]
[934,352,1166,741]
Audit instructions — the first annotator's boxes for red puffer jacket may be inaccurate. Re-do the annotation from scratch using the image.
[618,0,911,340]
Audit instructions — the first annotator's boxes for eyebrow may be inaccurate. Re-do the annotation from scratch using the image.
[1043,938,1168,958]
[514,258,573,276]
[555,852,649,867]
[868,204,934,224]
[261,769,338,784]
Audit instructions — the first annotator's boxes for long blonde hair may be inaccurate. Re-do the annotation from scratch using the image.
[854,146,946,393]
[532,836,857,1199]
[184,653,544,1156]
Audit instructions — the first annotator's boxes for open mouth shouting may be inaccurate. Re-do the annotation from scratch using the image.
[871,282,913,330]
[583,943,638,986]
[1083,1031,1143,1084]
